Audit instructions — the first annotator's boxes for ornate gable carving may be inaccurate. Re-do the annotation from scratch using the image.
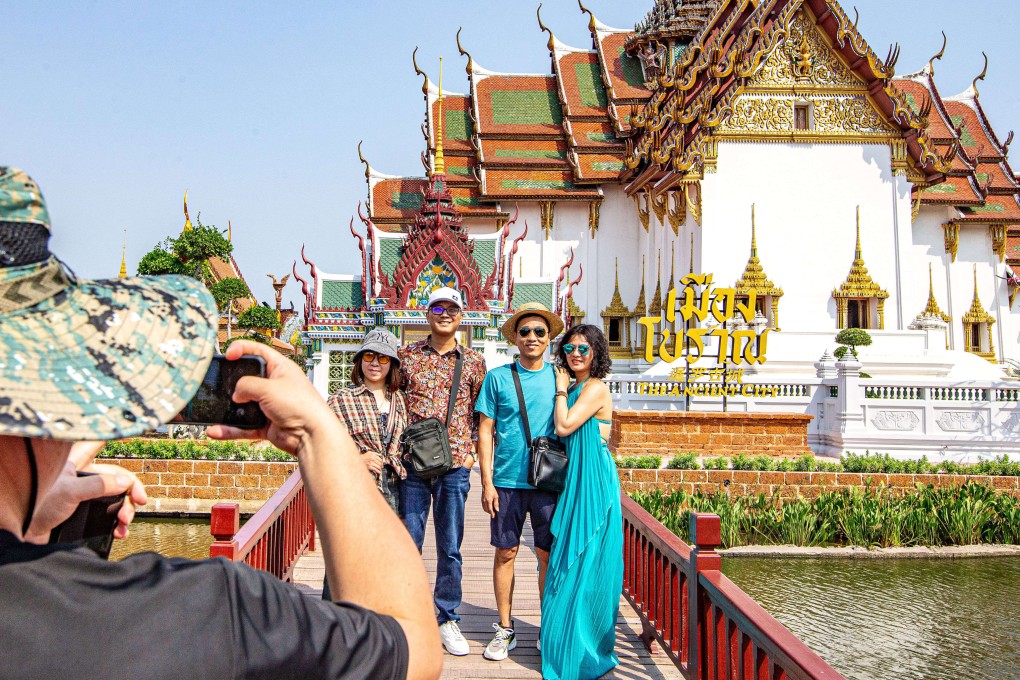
[748,10,863,91]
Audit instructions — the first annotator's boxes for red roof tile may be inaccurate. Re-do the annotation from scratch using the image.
[921,175,982,205]
[556,51,609,119]
[480,138,569,168]
[483,168,601,199]
[575,153,626,182]
[958,194,1020,221]
[568,121,624,149]
[370,177,427,223]
[430,95,475,154]
[597,32,651,102]
[474,75,564,137]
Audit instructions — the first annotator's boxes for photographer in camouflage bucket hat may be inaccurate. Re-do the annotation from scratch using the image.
[0,168,442,680]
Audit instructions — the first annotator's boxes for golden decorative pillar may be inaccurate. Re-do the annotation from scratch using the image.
[651,191,668,224]
[943,222,960,262]
[990,224,1006,263]
[587,201,601,239]
[540,201,555,240]
[684,183,702,226]
[634,191,650,231]
[667,191,685,235]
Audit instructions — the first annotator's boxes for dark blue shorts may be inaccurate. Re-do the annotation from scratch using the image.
[490,486,558,552]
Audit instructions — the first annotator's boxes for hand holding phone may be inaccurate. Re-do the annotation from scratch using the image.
[172,354,268,429]
[49,472,126,560]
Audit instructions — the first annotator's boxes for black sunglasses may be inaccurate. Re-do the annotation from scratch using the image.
[429,305,462,316]
[517,326,548,338]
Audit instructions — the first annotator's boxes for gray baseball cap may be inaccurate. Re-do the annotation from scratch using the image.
[358,327,400,361]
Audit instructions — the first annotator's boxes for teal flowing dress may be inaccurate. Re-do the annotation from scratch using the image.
[540,380,623,680]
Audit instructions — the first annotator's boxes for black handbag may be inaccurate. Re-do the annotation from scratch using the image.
[402,351,463,479]
[511,363,569,494]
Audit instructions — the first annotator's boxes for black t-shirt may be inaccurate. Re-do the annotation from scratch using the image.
[0,531,408,679]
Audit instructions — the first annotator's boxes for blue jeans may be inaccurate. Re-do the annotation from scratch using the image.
[401,464,471,624]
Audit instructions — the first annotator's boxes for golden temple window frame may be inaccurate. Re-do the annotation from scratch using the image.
[962,265,997,362]
[601,258,633,358]
[832,207,889,330]
[734,205,784,331]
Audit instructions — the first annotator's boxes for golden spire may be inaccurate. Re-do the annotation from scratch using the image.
[833,207,889,306]
[228,220,233,242]
[735,204,782,298]
[601,258,630,317]
[921,263,950,321]
[182,190,193,233]
[648,250,663,317]
[633,255,647,316]
[689,232,694,274]
[854,205,862,261]
[966,264,988,317]
[434,56,446,175]
[667,242,675,292]
[118,229,127,279]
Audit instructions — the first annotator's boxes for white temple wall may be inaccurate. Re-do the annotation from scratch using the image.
[908,205,956,349]
[703,141,906,333]
[950,226,1001,357]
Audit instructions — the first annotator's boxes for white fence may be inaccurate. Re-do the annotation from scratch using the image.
[606,357,1020,461]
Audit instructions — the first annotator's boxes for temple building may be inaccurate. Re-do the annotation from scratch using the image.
[297,0,1020,397]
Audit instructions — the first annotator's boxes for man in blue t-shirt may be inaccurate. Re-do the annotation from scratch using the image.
[475,302,564,661]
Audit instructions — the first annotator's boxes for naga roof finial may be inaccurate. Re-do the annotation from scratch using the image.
[456,27,474,74]
[412,46,429,95]
[357,141,370,179]
[537,4,555,52]
[972,52,989,97]
[926,31,947,76]
[577,0,597,45]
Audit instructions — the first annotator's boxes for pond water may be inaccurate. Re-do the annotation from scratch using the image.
[722,556,1020,680]
[109,518,214,562]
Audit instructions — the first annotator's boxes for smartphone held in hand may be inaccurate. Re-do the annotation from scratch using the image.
[171,354,268,429]
[49,473,126,560]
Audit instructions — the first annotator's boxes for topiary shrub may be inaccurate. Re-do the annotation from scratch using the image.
[834,327,873,359]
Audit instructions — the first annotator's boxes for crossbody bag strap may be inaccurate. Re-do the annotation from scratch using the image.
[445,349,465,427]
[510,363,532,444]
[382,394,398,448]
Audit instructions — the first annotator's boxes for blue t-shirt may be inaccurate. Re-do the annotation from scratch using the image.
[475,360,557,489]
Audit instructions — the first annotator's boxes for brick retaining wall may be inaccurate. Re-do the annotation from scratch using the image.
[618,468,1020,499]
[610,410,814,458]
[107,459,297,514]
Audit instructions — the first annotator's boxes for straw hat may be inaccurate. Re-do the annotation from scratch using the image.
[500,302,564,343]
[0,167,218,440]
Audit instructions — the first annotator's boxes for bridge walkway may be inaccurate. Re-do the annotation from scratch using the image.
[292,468,681,679]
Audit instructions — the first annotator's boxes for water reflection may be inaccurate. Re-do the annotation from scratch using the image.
[722,557,1020,680]
[109,518,214,562]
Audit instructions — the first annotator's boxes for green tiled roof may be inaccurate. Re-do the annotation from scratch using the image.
[320,280,364,309]
[926,182,956,194]
[617,48,646,89]
[903,91,919,114]
[592,160,624,171]
[587,131,618,144]
[472,240,496,279]
[445,109,471,140]
[391,191,424,211]
[949,116,977,147]
[492,90,563,126]
[379,239,403,278]
[501,179,575,190]
[969,202,1005,213]
[512,282,554,309]
[495,148,566,160]
[447,165,472,177]
[574,63,608,108]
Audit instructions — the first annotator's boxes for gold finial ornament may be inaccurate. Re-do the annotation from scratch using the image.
[921,263,950,322]
[228,220,232,242]
[119,229,127,279]
[182,190,192,233]
[735,205,783,330]
[648,250,663,318]
[971,52,989,97]
[634,256,647,317]
[926,32,947,76]
[963,264,996,360]
[434,57,445,175]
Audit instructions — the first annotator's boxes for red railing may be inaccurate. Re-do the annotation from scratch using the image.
[209,469,315,582]
[621,495,844,680]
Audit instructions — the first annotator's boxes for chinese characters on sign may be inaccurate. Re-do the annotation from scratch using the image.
[636,273,771,365]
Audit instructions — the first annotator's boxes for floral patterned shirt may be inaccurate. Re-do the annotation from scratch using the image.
[398,338,487,468]
[327,385,408,479]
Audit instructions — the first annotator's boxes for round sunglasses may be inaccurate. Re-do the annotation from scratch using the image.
[562,343,590,356]
[361,351,392,365]
[517,326,548,338]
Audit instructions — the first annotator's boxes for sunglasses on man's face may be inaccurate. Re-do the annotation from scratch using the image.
[361,351,391,365]
[429,305,462,316]
[562,343,591,356]
[517,326,548,339]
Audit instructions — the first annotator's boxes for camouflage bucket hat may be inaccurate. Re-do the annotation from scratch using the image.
[0,167,218,441]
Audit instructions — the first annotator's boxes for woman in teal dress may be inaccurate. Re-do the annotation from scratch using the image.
[541,324,622,680]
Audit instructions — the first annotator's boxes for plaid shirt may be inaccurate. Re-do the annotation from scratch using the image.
[327,385,408,479]
[398,338,486,468]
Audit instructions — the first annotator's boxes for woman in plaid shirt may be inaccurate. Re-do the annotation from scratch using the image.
[326,328,408,514]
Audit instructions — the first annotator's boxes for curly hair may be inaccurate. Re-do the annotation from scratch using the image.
[555,324,612,379]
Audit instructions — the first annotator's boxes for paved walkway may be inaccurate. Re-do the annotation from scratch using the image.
[292,468,681,679]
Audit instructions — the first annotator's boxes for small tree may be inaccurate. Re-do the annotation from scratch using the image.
[136,217,232,283]
[237,305,281,337]
[136,240,188,276]
[209,277,251,347]
[834,327,873,360]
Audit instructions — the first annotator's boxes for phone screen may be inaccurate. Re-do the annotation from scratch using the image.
[171,354,267,429]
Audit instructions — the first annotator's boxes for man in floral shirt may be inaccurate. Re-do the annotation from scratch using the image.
[398,287,487,657]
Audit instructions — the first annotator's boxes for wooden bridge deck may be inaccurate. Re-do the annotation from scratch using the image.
[292,469,681,679]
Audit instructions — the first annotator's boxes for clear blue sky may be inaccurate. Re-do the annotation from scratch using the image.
[5,1,1017,310]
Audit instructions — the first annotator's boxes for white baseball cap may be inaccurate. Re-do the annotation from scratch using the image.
[426,287,464,309]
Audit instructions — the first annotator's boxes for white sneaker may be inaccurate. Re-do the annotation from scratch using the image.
[483,622,517,661]
[439,620,470,656]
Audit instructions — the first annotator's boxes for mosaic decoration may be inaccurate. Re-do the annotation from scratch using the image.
[408,256,460,309]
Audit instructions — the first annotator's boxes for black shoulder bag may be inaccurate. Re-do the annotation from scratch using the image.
[402,351,463,479]
[511,363,569,494]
